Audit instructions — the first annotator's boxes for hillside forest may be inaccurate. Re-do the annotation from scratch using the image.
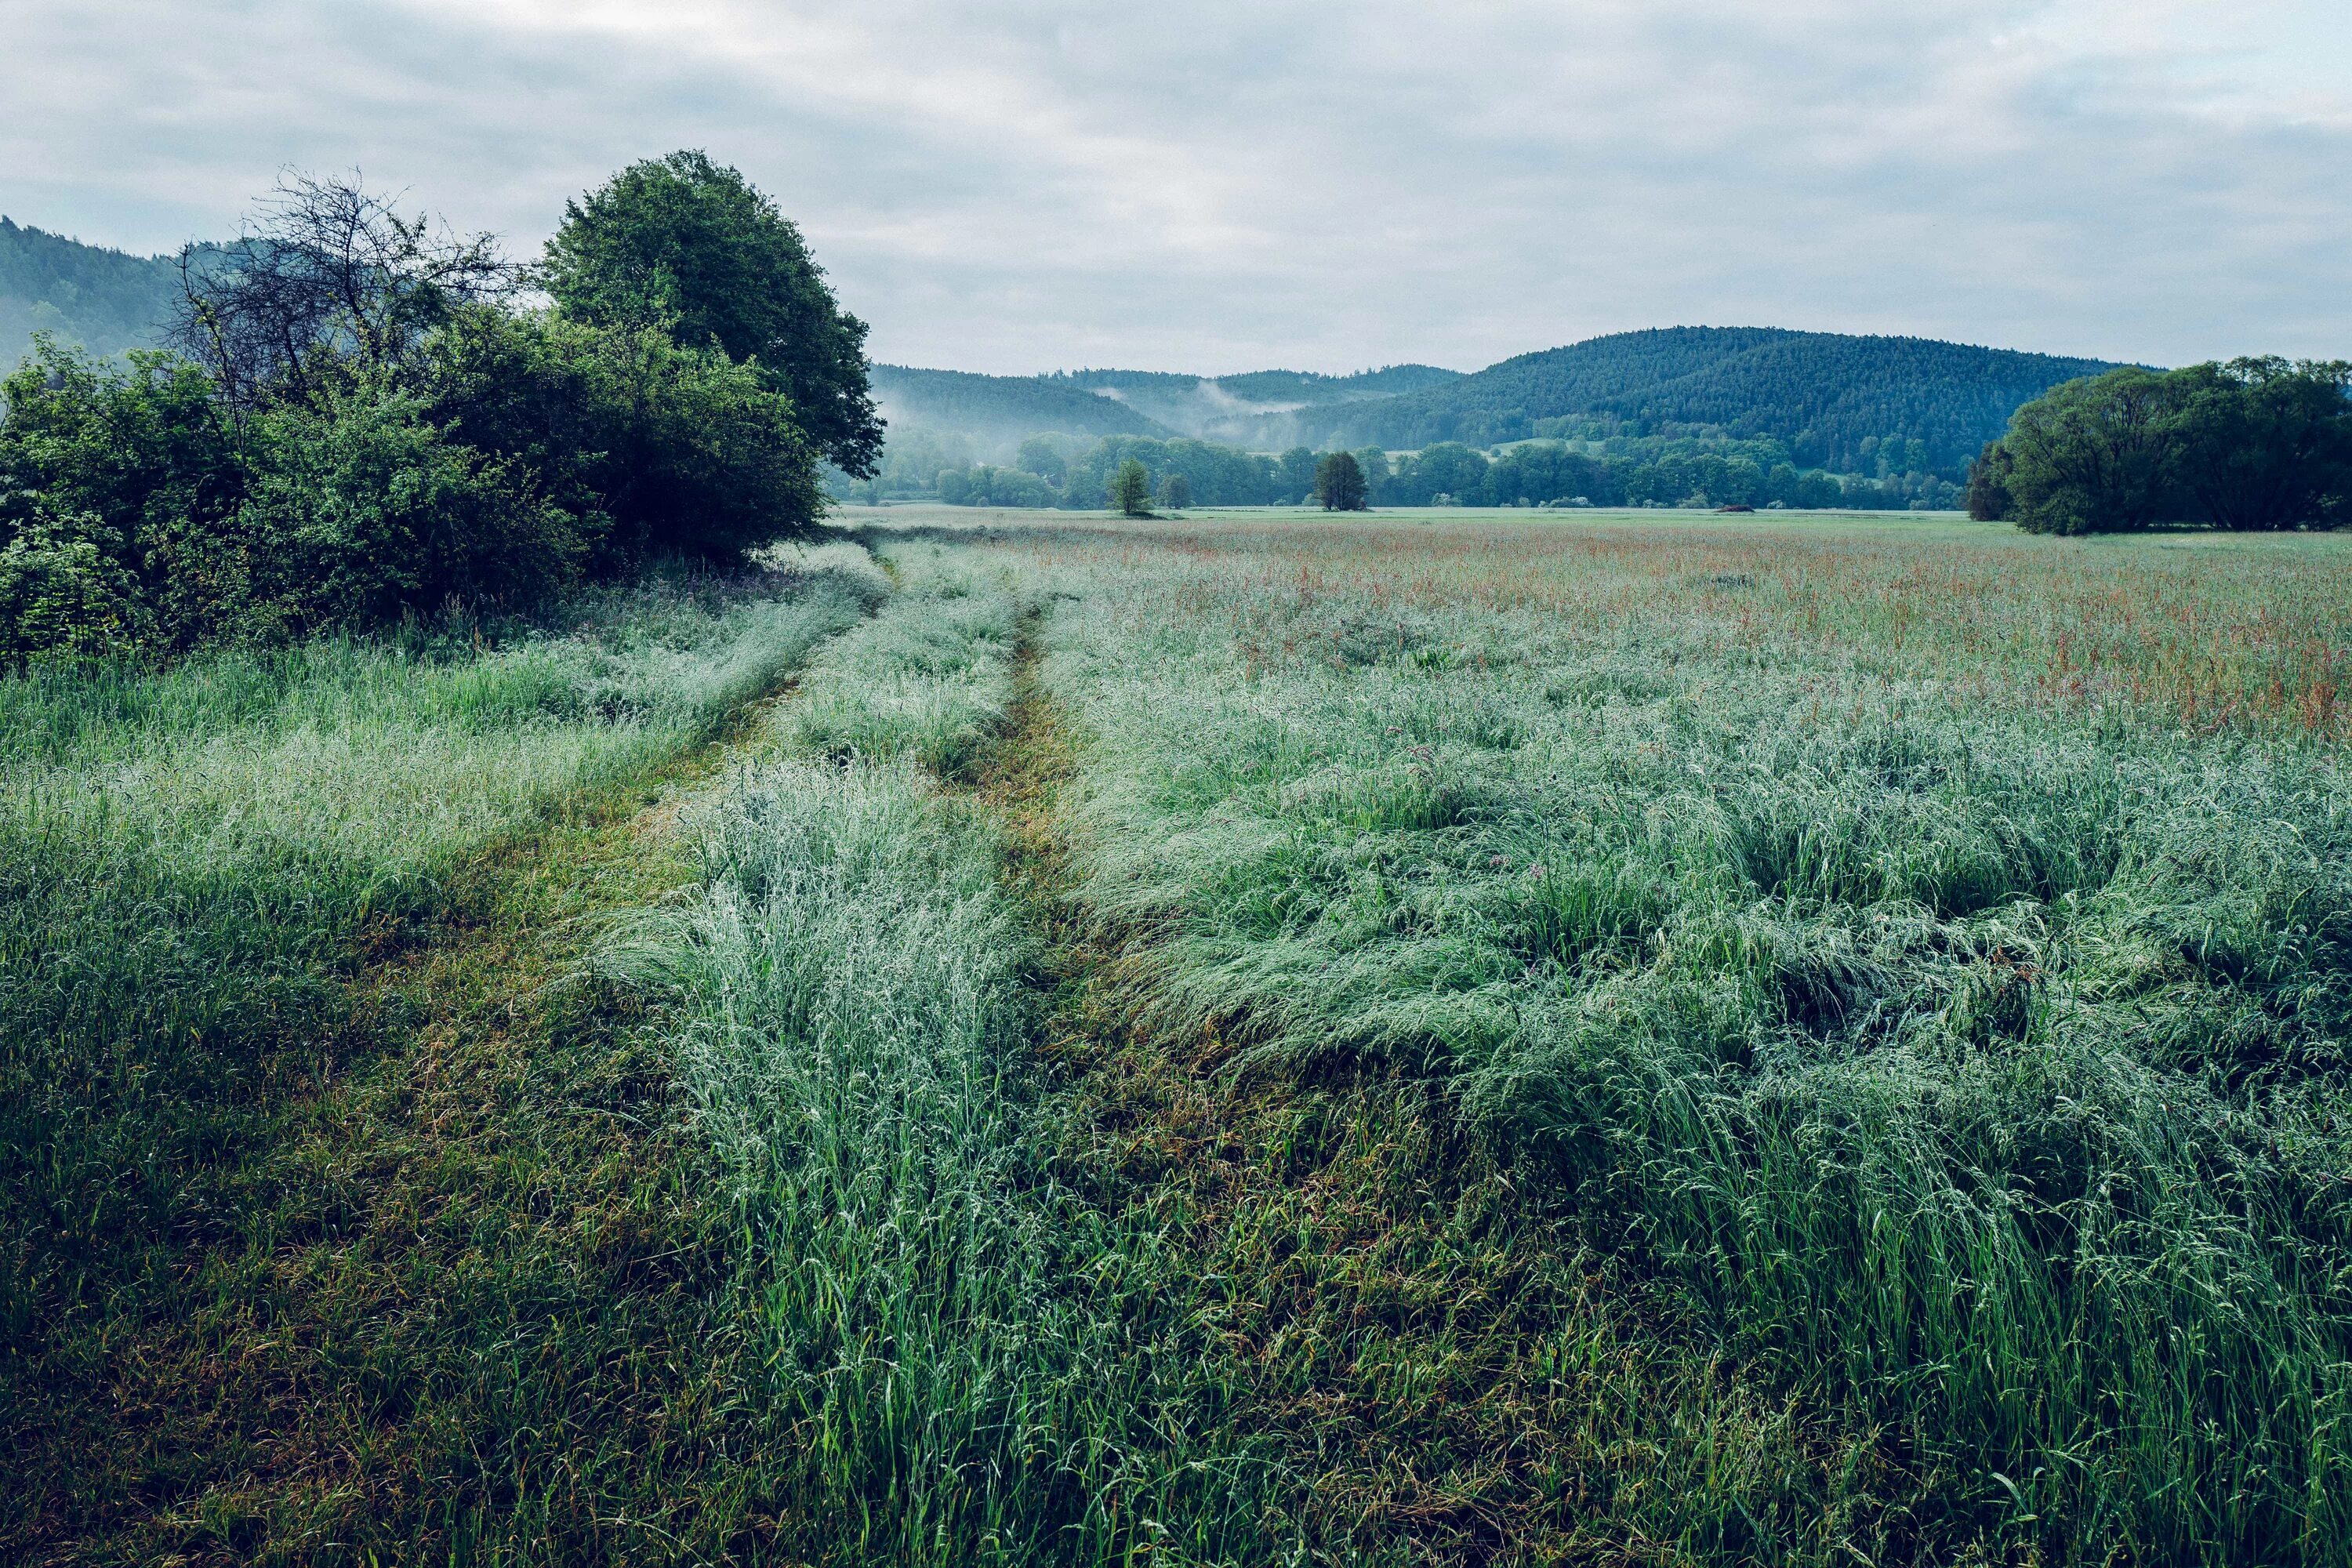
[0,217,181,361]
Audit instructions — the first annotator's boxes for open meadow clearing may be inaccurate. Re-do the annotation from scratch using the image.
[5,507,2350,1565]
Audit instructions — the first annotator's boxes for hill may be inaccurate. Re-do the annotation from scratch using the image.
[1292,327,2125,474]
[2,220,2123,479]
[0,218,182,362]
[874,362,1460,456]
[1052,365,1461,445]
[870,364,1179,452]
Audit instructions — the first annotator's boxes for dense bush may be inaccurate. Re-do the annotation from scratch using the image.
[1984,358,2351,533]
[0,163,850,661]
[231,386,580,635]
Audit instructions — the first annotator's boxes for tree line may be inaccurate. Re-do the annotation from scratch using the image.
[862,428,1963,512]
[1969,358,2350,533]
[0,153,878,659]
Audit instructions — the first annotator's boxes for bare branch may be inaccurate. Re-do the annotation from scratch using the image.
[169,169,513,412]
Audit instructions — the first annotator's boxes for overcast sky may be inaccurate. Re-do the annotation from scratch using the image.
[5,2,2348,374]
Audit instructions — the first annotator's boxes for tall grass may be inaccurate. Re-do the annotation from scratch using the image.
[606,582,1281,1565]
[989,515,2352,1563]
[0,561,875,1432]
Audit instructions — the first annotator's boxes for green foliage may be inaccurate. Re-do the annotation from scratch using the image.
[870,423,1962,513]
[0,506,154,659]
[1159,470,1191,510]
[230,384,582,634]
[1965,438,2013,520]
[542,150,884,476]
[2000,368,2179,534]
[1108,456,1153,516]
[1,162,855,660]
[1313,448,1369,510]
[2165,357,2352,530]
[1014,434,1069,483]
[1992,359,2351,534]
[0,337,241,651]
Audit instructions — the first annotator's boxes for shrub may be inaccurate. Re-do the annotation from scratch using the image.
[230,386,584,635]
[0,507,154,659]
[0,338,242,651]
[417,307,826,568]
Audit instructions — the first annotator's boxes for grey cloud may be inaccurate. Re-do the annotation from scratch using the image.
[2,0,2347,372]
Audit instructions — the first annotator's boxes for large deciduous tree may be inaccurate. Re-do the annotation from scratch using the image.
[2161,358,2352,531]
[1314,450,1370,511]
[1984,359,2352,534]
[540,151,884,478]
[1998,368,2179,535]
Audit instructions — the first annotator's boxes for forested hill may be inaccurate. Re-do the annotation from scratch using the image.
[0,219,183,361]
[876,361,1461,454]
[1293,328,2127,475]
[870,365,1179,448]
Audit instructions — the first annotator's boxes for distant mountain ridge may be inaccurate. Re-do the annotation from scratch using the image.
[0,217,182,362]
[869,365,1179,449]
[1290,327,2127,474]
[876,330,2126,475]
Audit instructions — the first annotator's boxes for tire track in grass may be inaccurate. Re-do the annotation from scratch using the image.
[17,603,869,1567]
[619,590,1301,1566]
[987,608,1917,1567]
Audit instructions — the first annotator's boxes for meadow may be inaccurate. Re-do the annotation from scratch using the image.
[6,506,2348,1565]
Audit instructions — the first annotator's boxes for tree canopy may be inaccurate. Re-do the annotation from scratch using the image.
[1107,458,1152,517]
[1980,359,2351,534]
[1314,450,1370,510]
[542,151,884,477]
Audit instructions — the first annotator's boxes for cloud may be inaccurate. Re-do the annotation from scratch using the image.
[2,1,2347,372]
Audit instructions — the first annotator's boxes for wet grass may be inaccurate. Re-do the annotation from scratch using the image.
[17,510,2350,1564]
[1027,514,2352,1563]
[0,561,877,1563]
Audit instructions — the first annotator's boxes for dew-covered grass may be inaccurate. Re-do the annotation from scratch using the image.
[0,559,877,1557]
[872,510,2352,1564]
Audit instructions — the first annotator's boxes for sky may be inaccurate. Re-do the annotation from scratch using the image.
[4,1,2349,375]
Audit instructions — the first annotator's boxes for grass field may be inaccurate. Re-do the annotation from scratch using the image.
[8,507,2349,1564]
